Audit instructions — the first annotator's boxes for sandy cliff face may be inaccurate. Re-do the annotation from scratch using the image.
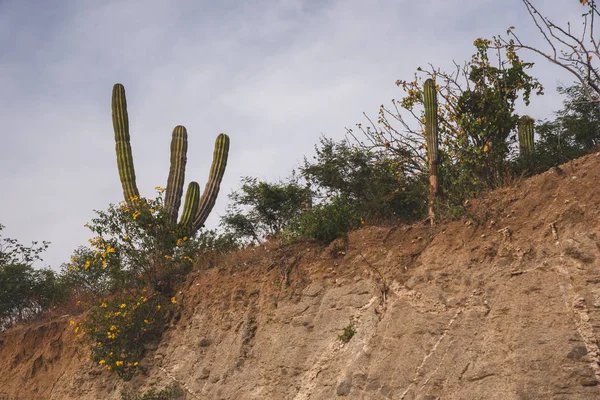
[3,154,600,399]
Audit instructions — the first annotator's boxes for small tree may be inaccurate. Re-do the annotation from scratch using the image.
[522,83,600,174]
[0,224,67,329]
[301,137,426,221]
[222,176,311,243]
[347,38,542,210]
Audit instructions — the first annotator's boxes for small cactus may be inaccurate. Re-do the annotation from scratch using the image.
[424,78,439,223]
[110,83,230,236]
[179,182,200,229]
[518,115,535,157]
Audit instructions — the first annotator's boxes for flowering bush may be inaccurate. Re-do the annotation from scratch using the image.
[66,188,201,379]
[65,187,197,297]
[73,291,176,380]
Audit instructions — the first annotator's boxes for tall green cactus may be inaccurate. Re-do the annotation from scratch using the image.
[424,78,439,224]
[518,115,535,157]
[112,84,140,202]
[110,83,230,236]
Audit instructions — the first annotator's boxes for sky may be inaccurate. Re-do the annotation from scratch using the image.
[0,0,586,269]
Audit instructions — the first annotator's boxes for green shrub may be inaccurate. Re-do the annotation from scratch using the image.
[288,197,361,243]
[301,137,427,222]
[222,176,310,243]
[192,229,240,256]
[338,323,356,343]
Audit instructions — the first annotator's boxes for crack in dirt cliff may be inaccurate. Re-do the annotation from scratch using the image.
[555,253,600,382]
[399,289,477,400]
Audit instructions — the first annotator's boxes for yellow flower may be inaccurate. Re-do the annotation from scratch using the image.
[164,254,172,260]
[69,320,75,326]
[115,361,123,366]
[110,325,117,331]
[144,319,149,324]
[123,235,129,241]
[119,303,127,308]
[171,297,177,304]
[156,305,161,310]
[132,211,141,220]
[99,359,106,365]
[84,260,90,270]
[101,302,107,308]
[133,362,139,366]
[106,245,115,253]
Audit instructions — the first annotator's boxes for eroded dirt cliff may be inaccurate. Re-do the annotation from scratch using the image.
[3,154,600,399]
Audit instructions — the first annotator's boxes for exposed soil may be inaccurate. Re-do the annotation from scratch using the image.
[2,153,600,399]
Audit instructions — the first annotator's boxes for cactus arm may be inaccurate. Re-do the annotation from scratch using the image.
[112,83,140,202]
[164,126,188,225]
[178,182,200,229]
[191,134,230,235]
[424,79,439,224]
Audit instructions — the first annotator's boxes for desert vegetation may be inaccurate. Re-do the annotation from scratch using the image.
[2,0,600,386]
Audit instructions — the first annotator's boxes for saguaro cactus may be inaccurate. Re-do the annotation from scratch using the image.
[424,78,439,224]
[110,83,230,236]
[518,115,535,157]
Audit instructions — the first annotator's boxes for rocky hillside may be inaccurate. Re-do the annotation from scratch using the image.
[2,153,600,399]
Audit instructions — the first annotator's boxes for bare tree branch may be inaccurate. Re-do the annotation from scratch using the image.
[495,0,600,102]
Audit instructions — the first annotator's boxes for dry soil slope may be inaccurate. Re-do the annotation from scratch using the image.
[2,153,600,399]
